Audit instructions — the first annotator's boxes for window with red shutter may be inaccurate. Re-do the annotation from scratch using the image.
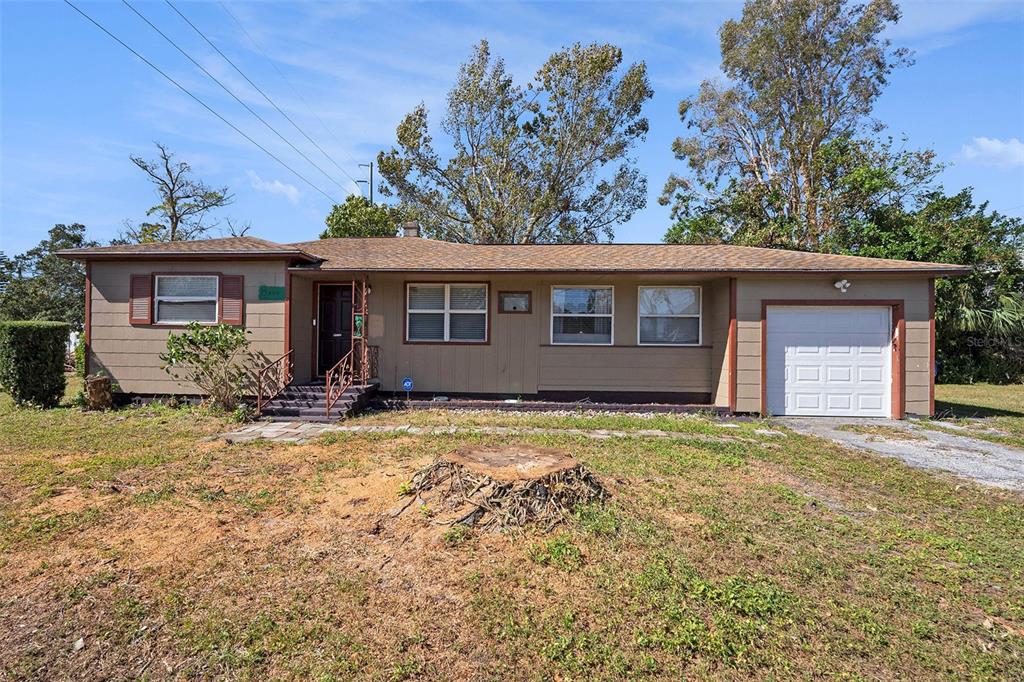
[128,274,153,324]
[219,275,245,325]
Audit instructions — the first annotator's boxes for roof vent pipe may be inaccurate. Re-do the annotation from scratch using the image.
[401,221,421,238]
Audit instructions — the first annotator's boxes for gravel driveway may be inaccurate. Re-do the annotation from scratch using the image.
[778,417,1024,491]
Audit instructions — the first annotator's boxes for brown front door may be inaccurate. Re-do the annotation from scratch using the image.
[317,284,353,375]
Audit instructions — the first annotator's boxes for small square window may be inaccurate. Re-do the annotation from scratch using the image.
[499,291,531,313]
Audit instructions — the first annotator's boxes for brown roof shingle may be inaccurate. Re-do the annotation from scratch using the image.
[289,237,969,274]
[57,236,317,261]
[58,235,969,274]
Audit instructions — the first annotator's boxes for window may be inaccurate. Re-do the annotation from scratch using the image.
[154,275,218,324]
[551,286,613,345]
[637,286,701,345]
[499,291,531,313]
[406,283,487,342]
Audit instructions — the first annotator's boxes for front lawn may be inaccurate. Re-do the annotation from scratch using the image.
[1,399,1021,679]
[932,383,1024,448]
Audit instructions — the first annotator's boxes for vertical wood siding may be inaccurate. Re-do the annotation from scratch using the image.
[289,272,730,397]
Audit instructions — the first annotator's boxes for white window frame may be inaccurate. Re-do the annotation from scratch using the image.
[550,285,615,346]
[636,285,702,346]
[405,283,488,343]
[154,275,219,325]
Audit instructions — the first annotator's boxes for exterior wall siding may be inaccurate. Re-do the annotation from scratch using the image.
[289,272,728,398]
[734,276,932,416]
[87,257,936,415]
[88,260,289,394]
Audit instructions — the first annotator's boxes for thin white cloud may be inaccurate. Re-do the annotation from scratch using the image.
[958,137,1024,168]
[888,0,1020,40]
[247,170,300,203]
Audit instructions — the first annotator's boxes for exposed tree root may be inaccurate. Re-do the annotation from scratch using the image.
[401,446,607,531]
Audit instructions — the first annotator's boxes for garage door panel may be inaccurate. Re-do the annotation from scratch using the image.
[766,306,891,417]
[858,394,884,411]
[795,366,821,383]
[858,366,884,383]
[827,394,851,411]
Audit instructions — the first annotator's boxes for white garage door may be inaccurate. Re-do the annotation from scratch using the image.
[766,306,891,417]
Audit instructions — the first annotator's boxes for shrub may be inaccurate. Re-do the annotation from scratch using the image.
[0,320,69,407]
[73,334,87,377]
[160,322,253,411]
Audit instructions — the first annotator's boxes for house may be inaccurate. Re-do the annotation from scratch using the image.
[57,225,969,418]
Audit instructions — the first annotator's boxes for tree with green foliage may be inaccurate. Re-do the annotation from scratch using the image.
[321,195,403,238]
[0,223,96,332]
[842,189,1024,383]
[378,40,653,244]
[661,0,936,249]
[120,142,232,243]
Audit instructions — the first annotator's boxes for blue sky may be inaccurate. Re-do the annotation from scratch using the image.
[2,0,1022,255]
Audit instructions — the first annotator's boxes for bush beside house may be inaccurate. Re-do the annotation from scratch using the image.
[0,320,69,407]
[160,322,254,412]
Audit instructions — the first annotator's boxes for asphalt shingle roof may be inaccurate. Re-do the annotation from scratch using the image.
[57,236,317,260]
[290,237,969,274]
[58,235,970,274]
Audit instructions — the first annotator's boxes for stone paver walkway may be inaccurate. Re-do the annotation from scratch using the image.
[220,421,785,445]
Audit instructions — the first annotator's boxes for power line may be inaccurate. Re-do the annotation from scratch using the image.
[217,0,367,195]
[62,0,340,204]
[121,0,350,196]
[163,0,364,192]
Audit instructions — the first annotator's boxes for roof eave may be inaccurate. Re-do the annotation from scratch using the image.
[56,249,319,263]
[289,265,971,276]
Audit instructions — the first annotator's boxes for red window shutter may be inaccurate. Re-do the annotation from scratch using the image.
[128,274,152,324]
[219,275,244,325]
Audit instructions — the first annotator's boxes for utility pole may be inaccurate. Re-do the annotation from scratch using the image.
[358,162,374,204]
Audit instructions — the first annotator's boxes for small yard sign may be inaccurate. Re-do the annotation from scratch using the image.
[402,377,414,392]
[258,285,286,301]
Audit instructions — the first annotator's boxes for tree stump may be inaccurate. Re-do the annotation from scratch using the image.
[84,375,113,411]
[401,445,606,530]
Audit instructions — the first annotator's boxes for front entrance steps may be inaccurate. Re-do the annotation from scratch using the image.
[259,382,377,422]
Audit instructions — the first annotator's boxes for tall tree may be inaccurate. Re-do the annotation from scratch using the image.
[842,189,1024,383]
[321,195,404,238]
[0,224,96,332]
[121,143,232,243]
[378,40,653,244]
[661,0,931,249]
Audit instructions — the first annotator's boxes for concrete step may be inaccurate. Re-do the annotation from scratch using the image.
[261,406,351,419]
[258,383,377,422]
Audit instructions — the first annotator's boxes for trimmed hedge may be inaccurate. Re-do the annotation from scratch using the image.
[0,321,69,407]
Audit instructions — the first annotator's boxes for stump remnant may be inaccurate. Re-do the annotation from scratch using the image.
[401,445,606,530]
[84,375,113,411]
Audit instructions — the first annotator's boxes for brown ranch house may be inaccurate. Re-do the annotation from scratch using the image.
[58,224,968,420]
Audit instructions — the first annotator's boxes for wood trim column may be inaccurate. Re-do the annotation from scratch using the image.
[83,261,92,376]
[928,278,936,416]
[284,271,292,358]
[892,302,906,420]
[728,277,737,413]
[759,301,768,415]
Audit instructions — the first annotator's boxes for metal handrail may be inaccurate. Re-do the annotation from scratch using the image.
[325,349,354,418]
[256,349,293,413]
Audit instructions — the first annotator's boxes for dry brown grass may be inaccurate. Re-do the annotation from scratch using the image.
[2,400,1022,680]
